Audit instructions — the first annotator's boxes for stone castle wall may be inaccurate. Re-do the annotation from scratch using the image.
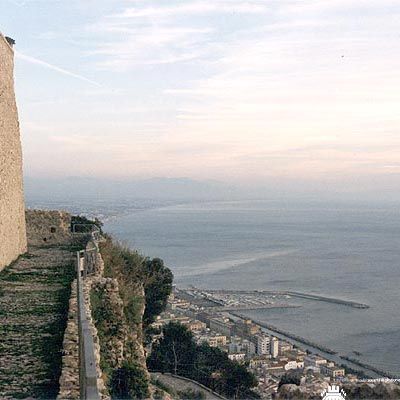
[26,210,72,247]
[0,33,27,270]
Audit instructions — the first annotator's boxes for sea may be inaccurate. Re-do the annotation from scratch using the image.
[104,199,400,376]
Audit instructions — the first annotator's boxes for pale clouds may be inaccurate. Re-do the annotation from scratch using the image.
[113,1,268,19]
[86,0,269,69]
[5,0,400,190]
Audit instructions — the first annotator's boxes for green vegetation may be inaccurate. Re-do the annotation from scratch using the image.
[99,236,146,331]
[90,236,173,399]
[90,288,123,336]
[0,250,75,399]
[90,288,123,378]
[110,361,150,400]
[142,257,174,327]
[148,322,196,375]
[144,325,162,346]
[278,370,303,388]
[147,322,259,399]
[100,236,173,330]
[90,279,147,398]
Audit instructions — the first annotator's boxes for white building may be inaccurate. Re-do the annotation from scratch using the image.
[228,353,246,362]
[270,337,279,358]
[252,334,270,355]
[284,360,304,370]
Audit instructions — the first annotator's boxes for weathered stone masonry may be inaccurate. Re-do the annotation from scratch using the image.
[0,33,27,270]
[26,209,72,247]
[57,236,108,400]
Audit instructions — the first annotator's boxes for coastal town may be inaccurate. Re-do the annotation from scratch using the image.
[150,287,361,399]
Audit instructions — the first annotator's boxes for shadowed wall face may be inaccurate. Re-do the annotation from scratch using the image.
[0,33,27,270]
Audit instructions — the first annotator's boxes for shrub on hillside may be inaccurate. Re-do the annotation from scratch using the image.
[110,362,150,400]
[99,237,173,329]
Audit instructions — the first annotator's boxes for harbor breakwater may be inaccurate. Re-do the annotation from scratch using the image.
[285,291,369,309]
[229,311,337,355]
[208,289,369,309]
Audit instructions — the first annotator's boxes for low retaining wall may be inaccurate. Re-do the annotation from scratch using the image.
[77,252,101,400]
[83,276,110,399]
[57,234,108,400]
[152,372,227,400]
[57,280,80,400]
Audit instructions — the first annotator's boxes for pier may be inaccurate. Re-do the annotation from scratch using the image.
[286,291,369,309]
[204,288,369,309]
[213,303,300,312]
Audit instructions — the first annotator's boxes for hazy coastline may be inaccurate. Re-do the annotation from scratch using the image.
[103,199,400,377]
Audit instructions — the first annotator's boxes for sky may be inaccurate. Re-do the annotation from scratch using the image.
[1,0,400,197]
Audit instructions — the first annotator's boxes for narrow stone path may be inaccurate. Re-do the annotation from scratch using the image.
[151,373,226,400]
[0,246,75,399]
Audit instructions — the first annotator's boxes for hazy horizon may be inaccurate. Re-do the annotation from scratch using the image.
[1,0,400,199]
[24,175,400,203]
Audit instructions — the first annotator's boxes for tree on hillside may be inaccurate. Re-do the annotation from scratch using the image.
[147,323,259,399]
[192,343,229,392]
[278,370,303,388]
[141,257,173,327]
[194,342,258,399]
[223,360,258,399]
[110,362,149,400]
[147,322,196,375]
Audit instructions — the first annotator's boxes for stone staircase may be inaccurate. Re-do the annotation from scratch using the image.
[0,246,75,399]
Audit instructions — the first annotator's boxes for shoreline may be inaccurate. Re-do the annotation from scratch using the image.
[229,311,337,355]
[178,286,396,379]
[229,311,397,380]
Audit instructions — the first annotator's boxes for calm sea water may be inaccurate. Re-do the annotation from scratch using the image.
[104,200,400,375]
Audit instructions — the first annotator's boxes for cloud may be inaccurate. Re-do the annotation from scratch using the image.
[6,0,63,7]
[14,0,400,186]
[84,0,268,70]
[280,0,400,15]
[15,51,102,86]
[87,24,214,69]
[113,1,268,19]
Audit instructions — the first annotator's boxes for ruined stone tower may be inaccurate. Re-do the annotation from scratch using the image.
[0,33,27,270]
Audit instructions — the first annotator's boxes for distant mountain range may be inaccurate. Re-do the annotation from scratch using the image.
[24,175,400,205]
[24,176,239,201]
